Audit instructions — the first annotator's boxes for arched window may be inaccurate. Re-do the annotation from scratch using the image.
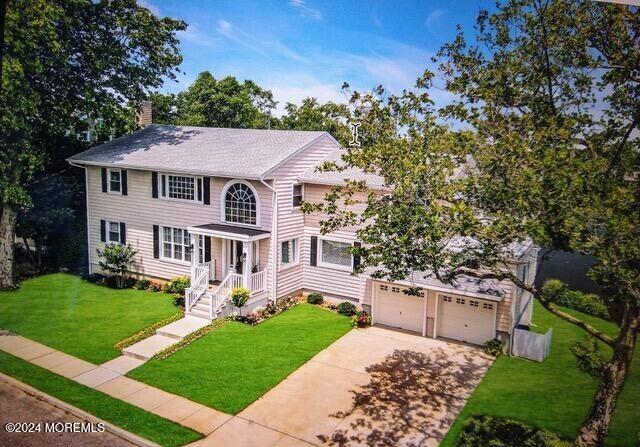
[224,182,257,225]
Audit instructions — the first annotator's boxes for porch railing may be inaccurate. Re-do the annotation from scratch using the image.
[185,262,210,312]
[210,272,244,318]
[250,269,267,294]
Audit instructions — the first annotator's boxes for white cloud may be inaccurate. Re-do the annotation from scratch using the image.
[270,83,346,116]
[288,0,322,20]
[178,24,221,48]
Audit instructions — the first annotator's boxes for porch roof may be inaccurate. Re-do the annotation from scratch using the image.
[188,223,271,241]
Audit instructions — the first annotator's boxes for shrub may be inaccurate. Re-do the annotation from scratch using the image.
[230,287,250,316]
[164,276,190,295]
[122,276,137,288]
[483,338,503,357]
[86,273,105,284]
[135,278,151,290]
[337,301,357,316]
[570,336,606,377]
[173,295,185,309]
[456,415,571,447]
[147,281,164,292]
[96,243,137,288]
[351,311,371,328]
[307,292,324,304]
[542,279,610,320]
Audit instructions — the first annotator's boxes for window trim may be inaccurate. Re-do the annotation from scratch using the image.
[159,172,203,204]
[220,179,261,227]
[159,225,193,265]
[292,183,303,209]
[317,236,354,272]
[105,219,122,244]
[107,168,122,195]
[279,237,300,269]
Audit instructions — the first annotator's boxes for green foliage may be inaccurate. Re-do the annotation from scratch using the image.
[86,273,105,284]
[351,311,371,328]
[149,92,178,124]
[570,337,606,377]
[176,72,275,128]
[230,287,250,309]
[163,276,190,295]
[337,301,357,316]
[96,244,137,288]
[306,292,324,304]
[542,280,610,320]
[277,98,351,146]
[237,296,301,325]
[456,415,570,447]
[483,338,503,357]
[135,278,152,290]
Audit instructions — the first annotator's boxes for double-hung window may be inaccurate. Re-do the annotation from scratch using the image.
[161,226,192,263]
[319,238,352,270]
[280,238,299,267]
[292,184,303,208]
[107,220,122,243]
[108,169,121,194]
[160,174,202,203]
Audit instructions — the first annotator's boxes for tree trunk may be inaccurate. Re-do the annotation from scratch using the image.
[0,205,17,289]
[575,303,639,447]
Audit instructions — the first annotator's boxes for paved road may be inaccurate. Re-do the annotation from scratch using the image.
[0,380,134,447]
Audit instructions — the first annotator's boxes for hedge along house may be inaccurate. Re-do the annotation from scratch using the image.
[67,107,538,348]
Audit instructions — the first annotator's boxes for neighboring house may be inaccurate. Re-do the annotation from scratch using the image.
[67,110,537,348]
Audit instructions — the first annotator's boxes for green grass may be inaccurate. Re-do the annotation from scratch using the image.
[0,351,201,447]
[0,273,178,364]
[440,301,639,447]
[129,304,351,414]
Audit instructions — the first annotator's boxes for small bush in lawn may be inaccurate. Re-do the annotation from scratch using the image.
[542,279,610,320]
[307,292,324,304]
[570,336,606,377]
[164,276,190,295]
[135,278,151,290]
[483,338,503,357]
[96,243,137,288]
[337,301,357,316]
[86,273,105,284]
[456,415,570,447]
[230,287,250,316]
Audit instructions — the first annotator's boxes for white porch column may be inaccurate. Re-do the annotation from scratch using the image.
[191,233,200,281]
[243,240,252,290]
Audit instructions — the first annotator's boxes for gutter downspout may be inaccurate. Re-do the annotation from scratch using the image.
[68,161,92,274]
[260,177,278,303]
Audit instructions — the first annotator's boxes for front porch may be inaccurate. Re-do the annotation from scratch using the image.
[185,223,271,320]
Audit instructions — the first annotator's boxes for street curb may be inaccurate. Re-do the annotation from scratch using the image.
[0,373,161,447]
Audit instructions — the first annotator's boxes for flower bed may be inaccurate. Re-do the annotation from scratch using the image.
[305,292,371,328]
[235,296,301,325]
[153,318,230,360]
[114,311,184,350]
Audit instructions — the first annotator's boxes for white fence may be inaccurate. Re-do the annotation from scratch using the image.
[512,328,552,362]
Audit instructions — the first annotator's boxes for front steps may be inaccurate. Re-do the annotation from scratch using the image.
[185,292,228,320]
[122,316,211,361]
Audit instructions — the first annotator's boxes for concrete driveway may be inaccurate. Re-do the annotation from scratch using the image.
[190,326,492,447]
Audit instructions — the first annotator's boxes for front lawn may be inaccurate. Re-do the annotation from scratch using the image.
[128,304,351,414]
[440,301,639,447]
[0,273,178,364]
[0,351,201,447]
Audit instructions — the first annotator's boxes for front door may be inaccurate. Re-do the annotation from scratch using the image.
[234,240,243,274]
[226,239,244,276]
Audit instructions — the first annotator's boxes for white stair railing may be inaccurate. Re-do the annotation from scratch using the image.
[250,269,267,294]
[209,272,244,319]
[185,262,210,312]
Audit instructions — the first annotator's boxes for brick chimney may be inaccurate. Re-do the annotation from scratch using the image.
[136,100,152,127]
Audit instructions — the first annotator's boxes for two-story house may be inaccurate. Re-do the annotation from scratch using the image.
[67,113,537,348]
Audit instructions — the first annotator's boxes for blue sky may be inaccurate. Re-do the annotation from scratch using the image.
[142,0,494,115]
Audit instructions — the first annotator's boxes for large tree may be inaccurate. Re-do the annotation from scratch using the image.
[0,0,186,289]
[176,72,276,128]
[306,1,638,445]
[278,97,351,146]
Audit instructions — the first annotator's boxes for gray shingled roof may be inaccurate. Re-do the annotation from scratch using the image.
[68,125,329,178]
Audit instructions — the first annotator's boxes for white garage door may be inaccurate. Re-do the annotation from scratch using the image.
[375,284,424,333]
[438,295,496,345]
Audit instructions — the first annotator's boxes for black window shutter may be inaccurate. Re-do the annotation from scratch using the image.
[197,178,202,202]
[120,222,126,244]
[204,236,211,262]
[310,236,318,266]
[151,172,158,198]
[203,177,210,205]
[161,175,166,197]
[101,168,107,192]
[121,170,128,196]
[282,241,289,263]
[100,220,106,242]
[353,241,361,271]
[153,225,160,258]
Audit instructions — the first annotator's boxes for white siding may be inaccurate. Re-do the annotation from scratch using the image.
[87,166,272,281]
